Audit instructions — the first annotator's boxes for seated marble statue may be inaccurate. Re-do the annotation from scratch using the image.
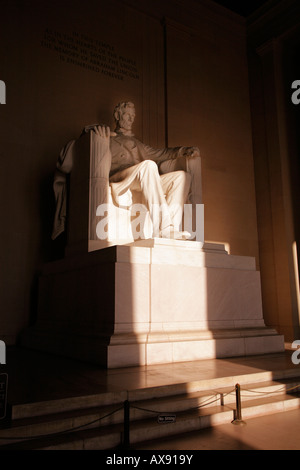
[51,101,202,241]
[94,101,202,239]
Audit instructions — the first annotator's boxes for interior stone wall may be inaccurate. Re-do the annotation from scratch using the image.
[0,0,260,344]
[164,18,258,259]
[247,1,300,342]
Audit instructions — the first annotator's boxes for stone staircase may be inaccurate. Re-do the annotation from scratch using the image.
[1,366,300,450]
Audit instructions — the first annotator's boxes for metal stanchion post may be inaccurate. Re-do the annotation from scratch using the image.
[231,383,246,425]
[123,400,130,448]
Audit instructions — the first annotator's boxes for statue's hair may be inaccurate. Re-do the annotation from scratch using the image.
[113,101,135,123]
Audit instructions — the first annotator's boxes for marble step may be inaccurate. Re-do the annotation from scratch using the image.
[11,365,300,421]
[6,376,300,436]
[128,394,300,448]
[1,392,300,450]
[129,377,300,414]
[1,376,300,449]
[130,393,300,450]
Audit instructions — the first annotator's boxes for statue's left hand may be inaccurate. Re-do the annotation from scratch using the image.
[181,146,200,159]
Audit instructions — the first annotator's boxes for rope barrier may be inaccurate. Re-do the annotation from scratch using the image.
[0,404,124,441]
[0,381,300,444]
[130,392,225,415]
[240,383,300,395]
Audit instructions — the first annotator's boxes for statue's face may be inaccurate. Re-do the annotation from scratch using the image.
[118,106,136,131]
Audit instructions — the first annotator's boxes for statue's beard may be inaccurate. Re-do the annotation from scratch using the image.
[115,123,134,136]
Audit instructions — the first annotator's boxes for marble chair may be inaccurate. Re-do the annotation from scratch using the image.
[52,128,153,254]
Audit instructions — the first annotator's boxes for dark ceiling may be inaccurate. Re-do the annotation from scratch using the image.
[212,0,270,17]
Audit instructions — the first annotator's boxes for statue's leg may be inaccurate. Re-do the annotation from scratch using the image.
[159,156,202,205]
[110,161,173,236]
[159,156,202,236]
[160,171,191,232]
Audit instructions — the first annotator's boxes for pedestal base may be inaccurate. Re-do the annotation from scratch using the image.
[22,240,285,368]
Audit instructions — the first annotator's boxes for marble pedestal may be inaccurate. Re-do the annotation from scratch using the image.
[22,240,284,368]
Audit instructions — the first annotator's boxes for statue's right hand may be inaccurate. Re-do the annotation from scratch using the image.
[93,125,111,139]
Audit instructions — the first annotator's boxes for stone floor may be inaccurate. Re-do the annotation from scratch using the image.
[1,346,300,450]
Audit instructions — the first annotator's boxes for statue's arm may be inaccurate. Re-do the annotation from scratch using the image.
[138,141,200,163]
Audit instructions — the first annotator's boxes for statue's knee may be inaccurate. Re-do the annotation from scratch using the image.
[140,160,159,173]
[176,170,191,185]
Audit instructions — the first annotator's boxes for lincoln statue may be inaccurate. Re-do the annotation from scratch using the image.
[94,101,202,239]
[52,101,202,241]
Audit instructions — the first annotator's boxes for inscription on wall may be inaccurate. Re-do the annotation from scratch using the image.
[41,29,140,81]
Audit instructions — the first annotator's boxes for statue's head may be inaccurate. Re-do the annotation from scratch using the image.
[113,102,135,133]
